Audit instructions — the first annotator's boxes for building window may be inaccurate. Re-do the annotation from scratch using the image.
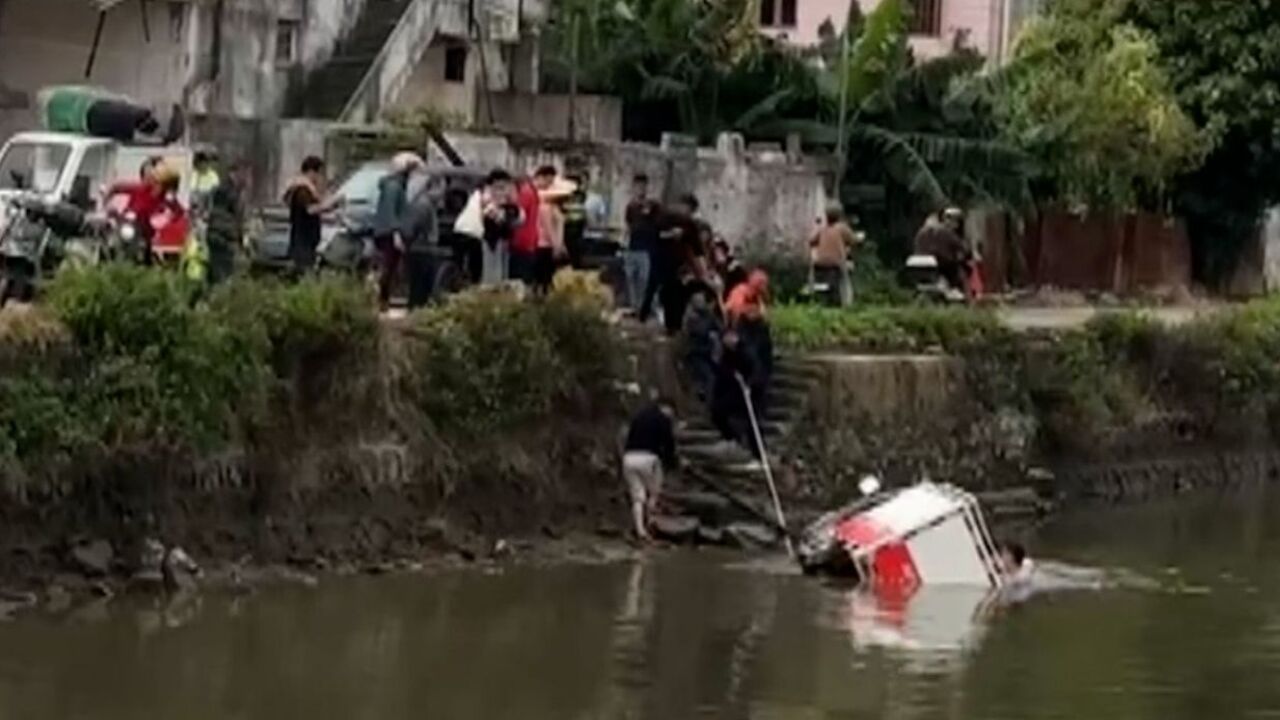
[759,0,797,28]
[444,45,468,83]
[908,0,943,36]
[276,20,299,65]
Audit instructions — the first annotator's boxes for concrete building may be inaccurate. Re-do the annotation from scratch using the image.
[759,0,1044,61]
[0,0,546,143]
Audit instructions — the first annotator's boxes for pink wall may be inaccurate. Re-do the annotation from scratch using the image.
[761,0,1004,60]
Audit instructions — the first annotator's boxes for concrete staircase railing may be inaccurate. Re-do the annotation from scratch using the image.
[340,0,467,123]
[656,355,824,547]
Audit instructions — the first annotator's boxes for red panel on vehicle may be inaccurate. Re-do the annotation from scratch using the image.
[872,542,920,595]
[835,515,890,548]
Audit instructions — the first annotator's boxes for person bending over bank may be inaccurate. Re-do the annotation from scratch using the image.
[622,399,678,542]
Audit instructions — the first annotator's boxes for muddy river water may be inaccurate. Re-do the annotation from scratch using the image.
[5,487,1280,719]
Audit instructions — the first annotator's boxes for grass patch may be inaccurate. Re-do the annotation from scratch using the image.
[772,303,1010,353]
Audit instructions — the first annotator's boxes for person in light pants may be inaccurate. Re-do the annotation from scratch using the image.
[621,398,678,541]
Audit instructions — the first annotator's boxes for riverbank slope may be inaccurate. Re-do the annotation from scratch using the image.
[2,268,1278,602]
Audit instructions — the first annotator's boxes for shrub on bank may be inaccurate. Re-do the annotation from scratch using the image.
[0,267,386,483]
[407,274,620,435]
[206,275,379,378]
[45,265,265,453]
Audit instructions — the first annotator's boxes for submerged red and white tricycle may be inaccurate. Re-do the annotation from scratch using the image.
[797,481,1006,593]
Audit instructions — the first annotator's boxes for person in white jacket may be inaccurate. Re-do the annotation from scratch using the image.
[455,170,523,285]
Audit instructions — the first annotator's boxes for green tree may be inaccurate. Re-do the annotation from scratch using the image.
[741,0,1031,248]
[541,0,762,141]
[1115,0,1280,284]
[542,0,1030,257]
[996,2,1207,210]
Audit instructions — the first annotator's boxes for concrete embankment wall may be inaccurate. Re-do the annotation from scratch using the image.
[784,354,1032,502]
[783,353,1279,505]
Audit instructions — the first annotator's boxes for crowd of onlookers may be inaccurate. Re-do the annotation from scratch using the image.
[615,173,778,447]
[282,152,613,310]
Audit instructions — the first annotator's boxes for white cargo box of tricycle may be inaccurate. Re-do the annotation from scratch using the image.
[835,482,1004,591]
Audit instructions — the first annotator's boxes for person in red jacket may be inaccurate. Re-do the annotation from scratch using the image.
[509,166,555,283]
[105,158,186,263]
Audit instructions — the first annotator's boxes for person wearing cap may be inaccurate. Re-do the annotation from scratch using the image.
[373,152,425,310]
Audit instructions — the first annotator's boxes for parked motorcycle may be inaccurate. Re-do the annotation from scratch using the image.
[103,209,152,265]
[316,215,378,274]
[901,254,970,304]
[0,193,107,304]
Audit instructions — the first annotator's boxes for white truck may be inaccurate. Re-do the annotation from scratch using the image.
[0,130,193,214]
[0,131,195,299]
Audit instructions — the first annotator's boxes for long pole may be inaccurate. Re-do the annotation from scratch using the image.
[85,11,108,78]
[738,375,794,558]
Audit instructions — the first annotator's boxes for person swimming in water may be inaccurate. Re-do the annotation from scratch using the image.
[1000,542,1035,585]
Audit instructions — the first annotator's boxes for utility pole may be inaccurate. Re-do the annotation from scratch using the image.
[567,10,580,141]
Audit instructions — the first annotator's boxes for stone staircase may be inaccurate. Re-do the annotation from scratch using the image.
[294,0,414,119]
[652,355,826,548]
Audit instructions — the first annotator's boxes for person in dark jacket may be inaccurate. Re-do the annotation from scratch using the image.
[283,156,343,276]
[711,331,761,461]
[682,286,721,402]
[914,207,969,292]
[653,194,707,336]
[205,161,248,285]
[403,169,441,309]
[626,174,662,315]
[622,398,678,541]
[373,152,424,309]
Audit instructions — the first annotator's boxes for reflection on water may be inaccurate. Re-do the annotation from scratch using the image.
[5,487,1280,719]
[845,586,995,663]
